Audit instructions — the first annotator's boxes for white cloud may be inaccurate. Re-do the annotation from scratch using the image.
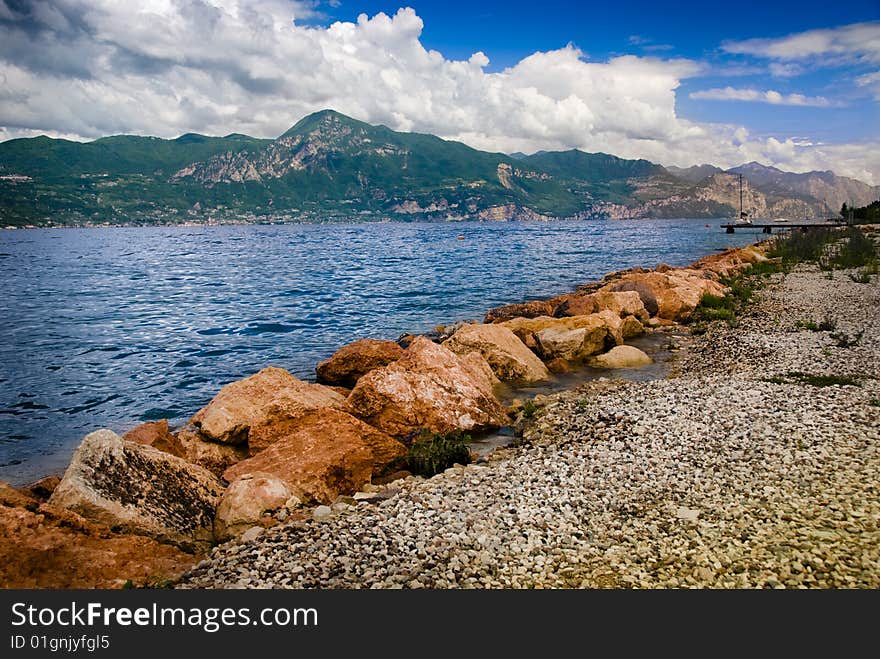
[0,3,877,184]
[855,71,880,100]
[689,87,837,107]
[722,21,880,64]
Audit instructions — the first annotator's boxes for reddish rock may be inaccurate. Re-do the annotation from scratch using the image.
[484,300,554,324]
[191,366,346,445]
[346,336,509,438]
[22,475,61,501]
[123,419,185,458]
[213,472,292,542]
[554,294,596,317]
[176,428,249,479]
[442,323,550,383]
[223,409,407,504]
[0,487,196,588]
[315,338,404,388]
[502,314,618,361]
[545,357,573,374]
[605,271,726,320]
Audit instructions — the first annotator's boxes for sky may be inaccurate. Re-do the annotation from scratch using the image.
[1,0,879,184]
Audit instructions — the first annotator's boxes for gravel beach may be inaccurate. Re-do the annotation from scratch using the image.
[179,262,879,589]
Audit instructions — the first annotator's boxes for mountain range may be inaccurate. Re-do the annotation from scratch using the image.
[1,109,877,227]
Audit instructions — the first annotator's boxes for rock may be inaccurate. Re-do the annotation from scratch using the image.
[0,498,196,589]
[556,291,649,321]
[442,323,550,383]
[223,408,407,504]
[315,338,404,388]
[313,505,333,520]
[545,357,573,374]
[191,366,346,445]
[501,314,618,357]
[606,271,726,320]
[48,429,225,551]
[484,300,555,324]
[213,472,292,542]
[676,507,700,521]
[240,527,264,543]
[22,475,61,501]
[372,470,412,485]
[122,419,185,458]
[590,345,653,368]
[346,337,509,438]
[176,428,249,478]
[553,294,596,317]
[0,481,40,510]
[533,315,616,361]
[620,315,646,339]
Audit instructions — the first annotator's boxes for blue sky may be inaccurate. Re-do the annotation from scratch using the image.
[0,0,878,183]
[318,0,880,145]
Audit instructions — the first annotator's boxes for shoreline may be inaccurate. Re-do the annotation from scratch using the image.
[4,229,876,588]
[0,220,759,486]
[179,256,879,589]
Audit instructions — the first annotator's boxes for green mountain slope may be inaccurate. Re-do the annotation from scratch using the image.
[1,109,876,227]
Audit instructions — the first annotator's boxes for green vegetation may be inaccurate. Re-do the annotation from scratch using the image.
[767,226,878,276]
[687,261,781,328]
[842,199,880,224]
[761,372,861,387]
[521,400,538,419]
[796,315,836,332]
[869,399,880,407]
[407,430,472,477]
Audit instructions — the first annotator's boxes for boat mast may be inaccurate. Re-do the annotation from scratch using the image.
[739,174,743,220]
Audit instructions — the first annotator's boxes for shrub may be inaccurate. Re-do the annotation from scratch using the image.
[521,400,538,418]
[407,430,472,477]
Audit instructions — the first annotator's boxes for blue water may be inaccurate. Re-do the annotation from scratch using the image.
[0,219,759,484]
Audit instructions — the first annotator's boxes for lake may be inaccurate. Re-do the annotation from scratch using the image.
[0,218,759,484]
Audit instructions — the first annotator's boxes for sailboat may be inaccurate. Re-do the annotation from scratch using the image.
[734,174,752,225]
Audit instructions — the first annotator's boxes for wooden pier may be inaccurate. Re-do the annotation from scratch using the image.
[721,220,846,234]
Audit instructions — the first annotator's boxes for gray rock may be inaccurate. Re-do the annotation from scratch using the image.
[50,429,224,551]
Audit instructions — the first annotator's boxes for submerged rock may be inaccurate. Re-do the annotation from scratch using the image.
[347,336,509,438]
[442,323,550,383]
[316,338,404,389]
[223,408,407,504]
[191,366,346,445]
[49,429,224,552]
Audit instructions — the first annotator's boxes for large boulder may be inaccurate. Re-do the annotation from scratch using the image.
[191,366,346,445]
[590,345,653,368]
[442,323,550,383]
[605,271,726,320]
[176,428,249,479]
[223,409,407,504]
[0,492,196,589]
[484,300,555,324]
[213,472,292,542]
[693,245,768,276]
[502,314,618,361]
[123,419,185,458]
[316,338,404,388]
[346,336,509,438]
[555,290,648,321]
[48,430,225,552]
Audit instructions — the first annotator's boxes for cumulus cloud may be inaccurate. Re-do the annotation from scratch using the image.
[689,87,837,107]
[0,2,877,184]
[722,21,880,63]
